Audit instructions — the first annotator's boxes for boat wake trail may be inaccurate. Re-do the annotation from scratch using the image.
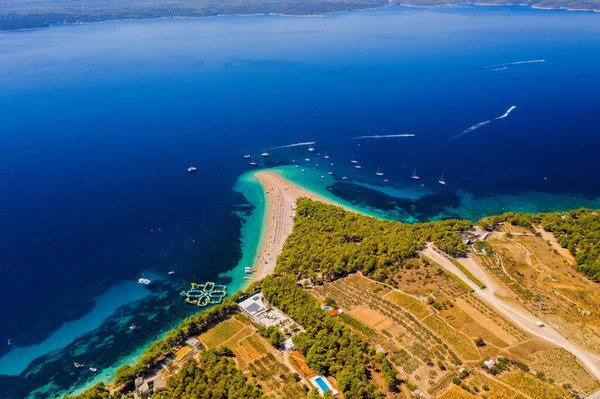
[270,141,316,149]
[452,106,516,140]
[353,134,415,139]
[486,59,545,69]
[496,105,516,119]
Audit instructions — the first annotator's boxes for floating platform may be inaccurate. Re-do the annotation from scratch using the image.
[180,281,227,307]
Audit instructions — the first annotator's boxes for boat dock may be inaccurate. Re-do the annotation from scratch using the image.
[180,281,227,307]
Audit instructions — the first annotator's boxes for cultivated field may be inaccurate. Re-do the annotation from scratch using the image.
[196,315,309,399]
[308,271,590,398]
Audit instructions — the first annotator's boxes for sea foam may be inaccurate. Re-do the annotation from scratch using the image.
[269,141,316,149]
[486,59,545,69]
[452,106,516,140]
[353,134,415,139]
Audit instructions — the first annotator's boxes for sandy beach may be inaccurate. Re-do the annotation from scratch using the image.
[251,171,343,281]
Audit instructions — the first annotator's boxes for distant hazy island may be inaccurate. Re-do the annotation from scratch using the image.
[1,0,599,31]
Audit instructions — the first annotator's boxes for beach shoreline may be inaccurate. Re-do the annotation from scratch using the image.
[250,170,347,282]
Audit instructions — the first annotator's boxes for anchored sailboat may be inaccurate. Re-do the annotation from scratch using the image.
[249,156,258,166]
[351,154,358,164]
[187,164,197,173]
[376,167,384,176]
[308,145,315,152]
[411,169,420,180]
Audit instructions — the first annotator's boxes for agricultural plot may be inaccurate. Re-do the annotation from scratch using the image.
[531,347,600,396]
[308,275,468,391]
[461,294,526,342]
[248,353,307,399]
[441,306,508,349]
[473,253,535,301]
[507,338,555,362]
[499,369,575,399]
[466,370,521,399]
[422,315,480,361]
[198,317,245,348]
[438,384,477,399]
[233,334,269,366]
[339,313,377,338]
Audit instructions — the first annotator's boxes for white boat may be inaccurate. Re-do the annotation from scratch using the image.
[351,155,358,164]
[342,176,348,180]
[355,162,362,169]
[376,167,384,176]
[261,152,270,157]
[187,164,197,173]
[89,367,97,372]
[295,164,299,168]
[129,325,137,331]
[384,179,389,182]
[321,175,325,179]
[249,157,258,166]
[74,362,84,368]
[323,152,329,159]
[244,267,253,274]
[301,169,305,172]
[7,339,11,346]
[138,278,151,285]
[304,158,311,162]
[308,145,315,152]
[330,162,334,166]
[411,169,420,180]
[168,271,175,275]
[243,151,251,159]
[438,174,447,186]
[328,172,333,175]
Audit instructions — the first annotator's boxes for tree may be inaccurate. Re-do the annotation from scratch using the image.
[269,329,284,348]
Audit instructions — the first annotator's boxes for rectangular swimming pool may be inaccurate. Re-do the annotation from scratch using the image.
[315,377,330,392]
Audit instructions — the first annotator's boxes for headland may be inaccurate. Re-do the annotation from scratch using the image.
[250,170,350,281]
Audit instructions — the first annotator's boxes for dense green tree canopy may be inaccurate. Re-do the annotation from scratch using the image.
[262,274,393,399]
[153,349,266,399]
[276,199,471,282]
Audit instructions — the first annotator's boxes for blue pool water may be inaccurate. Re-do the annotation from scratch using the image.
[315,376,331,392]
[0,5,599,398]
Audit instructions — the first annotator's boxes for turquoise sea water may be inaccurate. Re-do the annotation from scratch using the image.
[1,6,599,398]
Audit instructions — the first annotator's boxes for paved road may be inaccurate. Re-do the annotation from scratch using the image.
[422,246,600,385]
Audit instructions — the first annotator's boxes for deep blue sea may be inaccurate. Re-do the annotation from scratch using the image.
[1,5,600,398]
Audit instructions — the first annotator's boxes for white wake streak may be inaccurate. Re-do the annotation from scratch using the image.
[353,134,415,139]
[270,141,316,149]
[495,105,516,120]
[487,59,545,68]
[452,106,516,140]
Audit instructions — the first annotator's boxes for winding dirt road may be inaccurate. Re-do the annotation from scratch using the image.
[421,246,600,385]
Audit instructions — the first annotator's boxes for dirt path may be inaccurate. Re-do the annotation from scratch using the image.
[427,248,600,381]
[534,226,576,265]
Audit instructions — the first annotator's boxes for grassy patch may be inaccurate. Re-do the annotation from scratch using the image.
[422,255,474,293]
[199,318,244,348]
[339,313,376,338]
[449,258,486,289]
